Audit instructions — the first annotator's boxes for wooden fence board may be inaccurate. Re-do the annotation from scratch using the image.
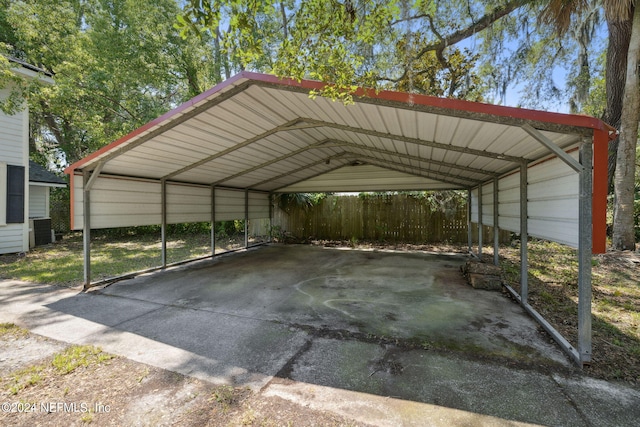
[273,195,509,244]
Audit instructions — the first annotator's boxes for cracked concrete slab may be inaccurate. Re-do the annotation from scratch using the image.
[2,244,639,426]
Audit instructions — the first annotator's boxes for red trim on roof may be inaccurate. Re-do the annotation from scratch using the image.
[592,129,608,254]
[64,72,250,174]
[65,71,615,175]
[236,71,615,133]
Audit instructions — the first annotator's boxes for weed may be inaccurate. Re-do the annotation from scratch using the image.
[6,365,45,394]
[0,322,28,338]
[52,345,114,374]
[210,385,237,406]
[240,408,256,425]
[137,367,150,383]
[538,290,557,306]
[81,411,94,423]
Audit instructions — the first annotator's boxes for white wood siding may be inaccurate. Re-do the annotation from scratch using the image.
[0,88,27,165]
[29,185,48,219]
[0,86,29,254]
[0,224,26,253]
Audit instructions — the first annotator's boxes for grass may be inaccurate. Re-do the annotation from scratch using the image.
[0,322,29,338]
[6,365,45,395]
[0,231,246,286]
[52,345,114,374]
[4,344,114,395]
[496,239,640,384]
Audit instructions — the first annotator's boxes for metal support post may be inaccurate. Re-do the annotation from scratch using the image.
[161,179,167,267]
[82,170,91,289]
[478,184,483,257]
[244,190,249,248]
[211,186,216,256]
[578,138,593,365]
[268,192,274,243]
[467,189,473,253]
[520,161,528,303]
[493,178,500,266]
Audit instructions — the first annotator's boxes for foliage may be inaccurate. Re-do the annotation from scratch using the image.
[0,322,28,338]
[179,1,553,103]
[393,33,485,100]
[179,0,397,102]
[581,50,607,118]
[500,239,640,382]
[1,0,224,168]
[52,345,114,374]
[274,192,327,213]
[0,54,30,113]
[214,220,245,238]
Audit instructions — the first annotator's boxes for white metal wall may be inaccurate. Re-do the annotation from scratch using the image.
[214,188,245,221]
[248,191,270,219]
[470,148,580,248]
[528,152,579,247]
[166,183,210,224]
[72,175,161,229]
[73,175,271,229]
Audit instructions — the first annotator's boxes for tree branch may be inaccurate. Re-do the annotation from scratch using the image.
[414,0,532,60]
[391,13,429,26]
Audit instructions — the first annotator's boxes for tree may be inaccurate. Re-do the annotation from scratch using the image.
[541,0,637,249]
[613,4,639,250]
[1,0,223,167]
[178,1,528,102]
[181,0,637,248]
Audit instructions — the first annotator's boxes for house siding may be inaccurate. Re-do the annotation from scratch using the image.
[0,85,30,254]
[29,185,48,219]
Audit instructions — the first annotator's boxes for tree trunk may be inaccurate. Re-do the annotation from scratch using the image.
[604,9,633,192]
[612,4,640,250]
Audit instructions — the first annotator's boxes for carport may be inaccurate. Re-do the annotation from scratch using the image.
[65,72,615,366]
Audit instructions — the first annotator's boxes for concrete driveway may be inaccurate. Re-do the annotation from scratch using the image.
[2,244,639,426]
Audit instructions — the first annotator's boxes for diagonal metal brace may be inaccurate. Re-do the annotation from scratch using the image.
[521,124,583,173]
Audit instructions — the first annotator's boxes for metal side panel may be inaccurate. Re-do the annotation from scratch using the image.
[75,174,162,229]
[215,188,246,221]
[166,183,212,224]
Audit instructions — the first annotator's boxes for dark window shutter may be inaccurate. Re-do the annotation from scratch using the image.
[7,165,25,223]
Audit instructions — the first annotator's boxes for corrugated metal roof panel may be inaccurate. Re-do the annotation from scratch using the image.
[66,72,613,195]
[278,164,460,192]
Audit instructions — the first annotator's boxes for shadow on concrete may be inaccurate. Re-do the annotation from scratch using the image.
[9,245,639,426]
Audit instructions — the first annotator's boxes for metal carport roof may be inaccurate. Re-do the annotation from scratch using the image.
[65,72,616,366]
[66,72,612,196]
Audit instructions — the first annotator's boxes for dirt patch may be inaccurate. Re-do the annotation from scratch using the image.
[0,328,369,426]
[0,327,66,374]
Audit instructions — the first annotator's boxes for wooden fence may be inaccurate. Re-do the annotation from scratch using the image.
[272,194,509,244]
